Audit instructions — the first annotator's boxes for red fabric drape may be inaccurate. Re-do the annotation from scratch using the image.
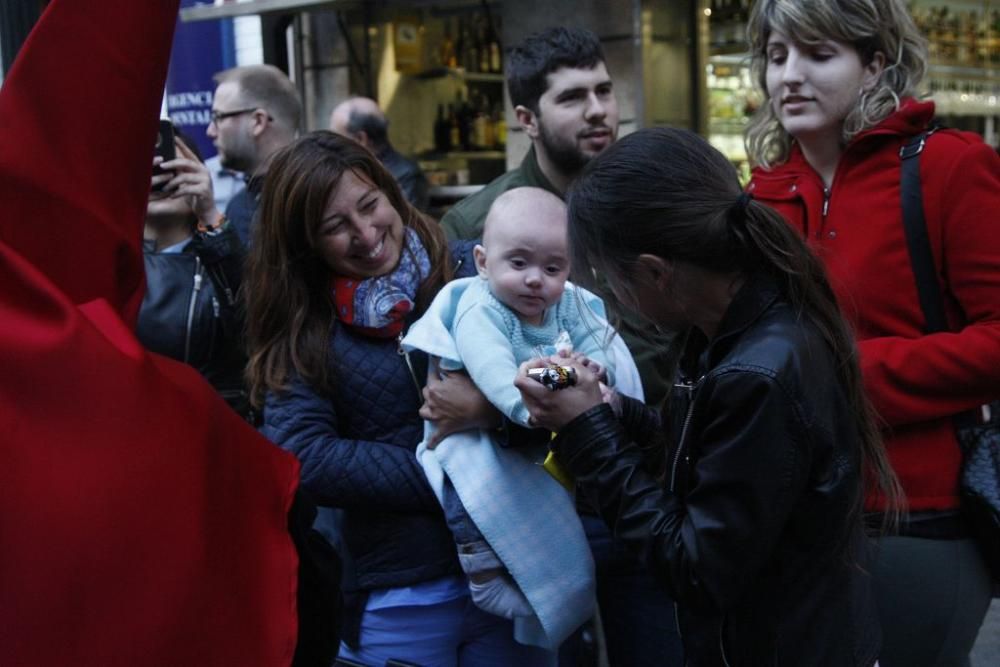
[0,1,301,664]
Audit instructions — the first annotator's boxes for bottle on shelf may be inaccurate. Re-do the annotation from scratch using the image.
[472,108,487,149]
[493,103,507,149]
[477,19,491,74]
[974,11,988,65]
[454,17,466,71]
[463,17,479,73]
[455,89,472,151]
[488,24,502,73]
[989,9,1000,66]
[470,93,495,150]
[448,103,461,150]
[440,19,457,69]
[434,104,451,153]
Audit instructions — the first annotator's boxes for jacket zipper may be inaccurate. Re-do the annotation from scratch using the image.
[184,258,204,364]
[669,376,701,648]
[669,376,733,666]
[669,377,700,493]
[209,263,236,307]
[719,615,733,667]
[397,331,423,399]
[822,186,830,218]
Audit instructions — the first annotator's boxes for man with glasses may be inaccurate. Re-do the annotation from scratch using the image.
[208,64,301,244]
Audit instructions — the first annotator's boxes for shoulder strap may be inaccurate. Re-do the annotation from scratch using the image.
[899,128,948,333]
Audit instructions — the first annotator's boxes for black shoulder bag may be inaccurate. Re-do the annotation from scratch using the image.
[899,130,1000,582]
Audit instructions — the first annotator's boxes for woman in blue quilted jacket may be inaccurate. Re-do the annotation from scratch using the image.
[244,131,556,666]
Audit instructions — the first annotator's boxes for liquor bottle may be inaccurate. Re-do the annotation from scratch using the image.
[992,10,1000,66]
[493,102,507,149]
[483,100,496,149]
[463,17,479,73]
[434,104,450,153]
[455,90,472,151]
[472,106,487,150]
[488,26,502,73]
[478,20,491,74]
[470,93,492,149]
[448,104,460,150]
[440,19,457,69]
[974,11,988,65]
[454,18,466,71]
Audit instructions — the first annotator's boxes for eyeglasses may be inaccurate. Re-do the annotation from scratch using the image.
[209,107,268,126]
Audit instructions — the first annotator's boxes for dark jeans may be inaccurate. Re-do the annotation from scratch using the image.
[560,514,683,667]
[442,477,482,546]
[873,535,992,667]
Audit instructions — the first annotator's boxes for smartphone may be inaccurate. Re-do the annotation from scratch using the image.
[151,119,175,192]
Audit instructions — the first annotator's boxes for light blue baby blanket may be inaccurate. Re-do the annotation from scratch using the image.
[402,277,643,650]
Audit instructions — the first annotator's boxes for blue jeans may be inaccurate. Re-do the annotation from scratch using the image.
[337,594,556,667]
[559,514,683,666]
[442,477,483,546]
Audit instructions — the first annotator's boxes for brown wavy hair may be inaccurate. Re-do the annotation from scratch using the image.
[244,131,452,407]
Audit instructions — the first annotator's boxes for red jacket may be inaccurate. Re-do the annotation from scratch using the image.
[749,99,1000,512]
[0,1,301,664]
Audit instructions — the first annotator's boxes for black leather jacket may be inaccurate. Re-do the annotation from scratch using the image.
[137,224,250,417]
[552,274,880,666]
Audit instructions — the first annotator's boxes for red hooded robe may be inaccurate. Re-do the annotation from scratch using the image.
[0,1,301,664]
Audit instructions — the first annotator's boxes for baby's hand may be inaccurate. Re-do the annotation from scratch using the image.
[552,351,606,383]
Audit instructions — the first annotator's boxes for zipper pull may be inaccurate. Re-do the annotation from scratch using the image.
[396,330,423,396]
[673,377,696,393]
[822,187,830,217]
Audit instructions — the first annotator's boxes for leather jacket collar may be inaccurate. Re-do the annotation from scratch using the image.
[680,271,781,380]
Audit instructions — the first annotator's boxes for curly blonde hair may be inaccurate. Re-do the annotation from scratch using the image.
[745,0,928,168]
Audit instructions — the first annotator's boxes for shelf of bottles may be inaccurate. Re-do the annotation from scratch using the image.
[409,9,508,188]
[912,1,1000,117]
[705,0,756,183]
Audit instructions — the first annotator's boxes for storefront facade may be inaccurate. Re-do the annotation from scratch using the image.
[3,1,995,192]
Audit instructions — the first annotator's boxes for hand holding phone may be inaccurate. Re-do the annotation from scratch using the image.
[151,119,175,192]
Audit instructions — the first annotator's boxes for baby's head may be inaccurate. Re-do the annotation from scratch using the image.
[474,187,570,326]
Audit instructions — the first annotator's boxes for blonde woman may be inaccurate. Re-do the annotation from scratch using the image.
[746,1,1000,665]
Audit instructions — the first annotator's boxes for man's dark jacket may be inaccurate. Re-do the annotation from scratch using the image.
[225,175,263,246]
[379,144,429,212]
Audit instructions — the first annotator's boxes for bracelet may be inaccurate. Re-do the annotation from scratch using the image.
[197,211,226,234]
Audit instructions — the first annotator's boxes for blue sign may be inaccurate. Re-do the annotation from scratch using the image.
[165,0,237,158]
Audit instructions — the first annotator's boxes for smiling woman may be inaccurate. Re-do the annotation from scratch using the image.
[315,169,405,279]
[243,131,559,665]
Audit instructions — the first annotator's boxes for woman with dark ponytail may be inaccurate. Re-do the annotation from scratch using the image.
[515,127,899,666]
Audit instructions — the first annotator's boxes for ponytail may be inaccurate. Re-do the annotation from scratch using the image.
[739,198,903,532]
[569,127,902,535]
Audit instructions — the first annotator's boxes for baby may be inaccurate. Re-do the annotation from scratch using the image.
[413,186,614,620]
